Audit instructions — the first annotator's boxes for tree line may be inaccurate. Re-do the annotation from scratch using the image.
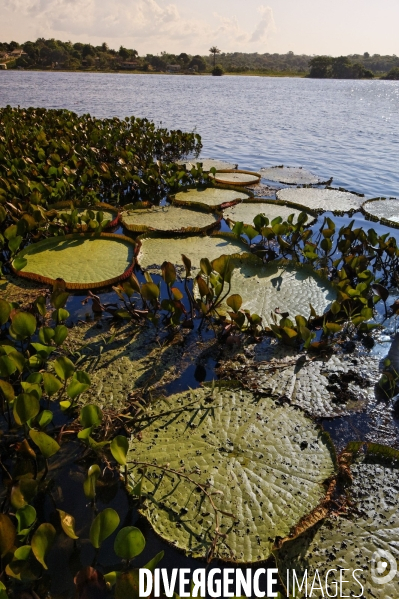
[1,39,399,78]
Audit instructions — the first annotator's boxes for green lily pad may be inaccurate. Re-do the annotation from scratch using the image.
[223,200,311,226]
[173,187,251,210]
[137,233,251,273]
[121,206,219,234]
[276,188,364,215]
[12,233,135,289]
[362,197,399,228]
[210,170,261,186]
[276,449,399,597]
[260,166,328,185]
[219,260,336,325]
[128,386,337,562]
[177,158,237,172]
[220,345,379,418]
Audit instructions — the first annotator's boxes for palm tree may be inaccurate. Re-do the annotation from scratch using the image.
[209,46,221,69]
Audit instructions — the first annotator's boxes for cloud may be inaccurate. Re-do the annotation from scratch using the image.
[1,0,276,53]
[249,5,275,43]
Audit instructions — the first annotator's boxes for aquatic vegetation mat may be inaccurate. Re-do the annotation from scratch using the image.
[362,197,399,228]
[137,233,250,272]
[172,186,251,209]
[120,205,219,234]
[276,187,364,214]
[222,261,336,325]
[260,166,327,185]
[177,158,237,171]
[223,200,309,225]
[129,387,337,562]
[219,344,380,418]
[210,169,261,186]
[276,449,399,596]
[12,234,135,289]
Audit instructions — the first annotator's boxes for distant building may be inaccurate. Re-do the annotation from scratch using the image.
[119,61,140,70]
[167,64,181,72]
[9,49,27,57]
[0,64,7,70]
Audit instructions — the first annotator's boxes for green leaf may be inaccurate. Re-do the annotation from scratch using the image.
[161,261,176,286]
[16,505,36,535]
[0,379,15,403]
[42,373,63,397]
[143,550,164,572]
[31,523,56,569]
[35,410,53,429]
[83,464,101,499]
[67,371,91,399]
[0,299,11,325]
[10,311,37,339]
[38,326,55,344]
[0,514,17,557]
[53,324,68,346]
[141,282,160,302]
[114,526,145,560]
[110,435,129,466]
[12,256,28,271]
[29,430,60,459]
[80,404,103,429]
[14,393,40,426]
[89,508,120,549]
[53,356,75,380]
[226,294,242,313]
[57,509,79,540]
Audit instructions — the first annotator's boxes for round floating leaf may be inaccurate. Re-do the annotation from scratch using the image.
[219,260,336,325]
[29,430,60,459]
[260,166,327,185]
[31,523,56,569]
[128,387,336,562]
[210,169,261,186]
[173,186,251,209]
[137,233,251,273]
[0,514,17,557]
[276,187,364,215]
[13,393,40,426]
[114,526,145,560]
[177,158,237,172]
[223,200,310,226]
[12,233,135,289]
[10,311,37,339]
[57,509,79,540]
[110,435,129,466]
[90,508,120,549]
[80,404,103,429]
[121,206,219,234]
[276,449,399,597]
[362,197,399,228]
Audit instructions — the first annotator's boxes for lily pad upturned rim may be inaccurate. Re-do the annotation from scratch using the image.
[223,198,317,226]
[12,233,135,290]
[276,186,365,216]
[260,166,332,186]
[170,183,254,210]
[120,204,222,235]
[177,157,238,172]
[362,197,399,229]
[46,201,120,229]
[209,169,262,187]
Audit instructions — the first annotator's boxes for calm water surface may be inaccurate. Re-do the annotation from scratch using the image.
[1,71,398,197]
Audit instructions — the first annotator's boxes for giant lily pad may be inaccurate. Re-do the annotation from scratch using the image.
[121,205,220,234]
[219,345,379,418]
[276,448,399,597]
[128,386,337,562]
[172,187,252,210]
[276,188,364,215]
[48,202,119,228]
[12,234,135,289]
[177,158,237,172]
[260,166,329,185]
[210,170,261,186]
[223,200,312,226]
[219,260,336,325]
[362,197,399,228]
[137,233,250,273]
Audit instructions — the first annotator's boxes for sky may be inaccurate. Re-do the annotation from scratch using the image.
[1,0,398,56]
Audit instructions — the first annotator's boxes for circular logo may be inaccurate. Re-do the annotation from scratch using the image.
[371,549,397,585]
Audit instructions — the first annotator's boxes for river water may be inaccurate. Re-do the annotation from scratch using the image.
[1,71,399,198]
